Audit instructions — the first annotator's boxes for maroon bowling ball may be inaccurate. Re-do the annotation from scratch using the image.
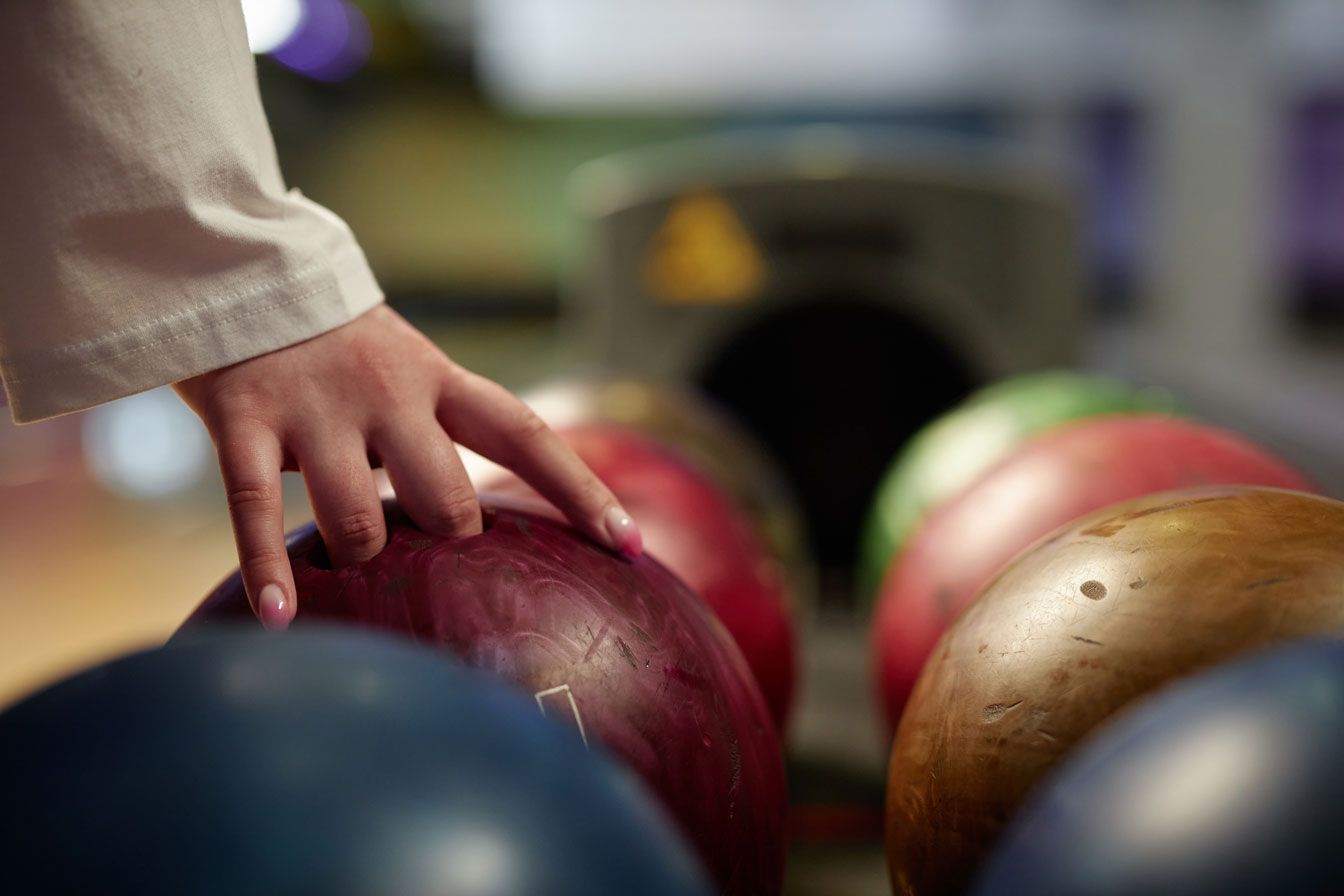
[181,499,787,896]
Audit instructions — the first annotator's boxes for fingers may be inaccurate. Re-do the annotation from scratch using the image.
[439,370,642,557]
[375,421,483,539]
[295,432,388,568]
[215,424,295,630]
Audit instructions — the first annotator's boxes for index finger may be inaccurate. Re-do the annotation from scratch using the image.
[439,370,642,557]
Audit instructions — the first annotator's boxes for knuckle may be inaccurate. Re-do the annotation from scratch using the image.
[375,389,414,421]
[511,406,551,444]
[440,363,478,397]
[334,508,385,553]
[226,482,279,517]
[352,343,403,399]
[241,546,287,574]
[439,357,467,383]
[206,382,274,430]
[427,485,481,532]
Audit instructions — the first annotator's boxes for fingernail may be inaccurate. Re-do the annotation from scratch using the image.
[604,506,643,558]
[257,583,292,631]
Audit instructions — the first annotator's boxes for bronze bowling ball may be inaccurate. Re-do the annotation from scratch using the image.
[885,487,1344,896]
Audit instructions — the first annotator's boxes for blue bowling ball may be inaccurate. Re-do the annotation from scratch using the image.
[976,638,1344,896]
[0,627,711,896]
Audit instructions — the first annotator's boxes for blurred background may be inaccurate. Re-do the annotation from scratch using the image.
[3,1,1344,887]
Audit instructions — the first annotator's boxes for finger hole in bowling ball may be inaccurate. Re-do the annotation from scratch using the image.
[307,538,334,571]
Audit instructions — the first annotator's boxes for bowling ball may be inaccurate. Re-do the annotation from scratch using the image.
[872,415,1309,730]
[0,628,713,896]
[856,370,1175,607]
[518,374,815,607]
[976,638,1344,896]
[479,423,798,731]
[182,500,787,896]
[886,487,1344,896]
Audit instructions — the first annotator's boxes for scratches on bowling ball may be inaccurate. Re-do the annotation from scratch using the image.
[1136,498,1209,517]
[1080,580,1108,600]
[657,651,684,700]
[1128,577,1147,589]
[615,635,638,670]
[1080,520,1125,538]
[628,622,654,644]
[982,700,1023,723]
[331,574,352,605]
[665,662,711,692]
[1121,496,1221,522]
[1246,576,1291,590]
[582,621,611,663]
[728,740,743,820]
[1071,635,1104,646]
[1080,497,1223,538]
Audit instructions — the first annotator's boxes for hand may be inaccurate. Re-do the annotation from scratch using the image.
[174,305,642,630]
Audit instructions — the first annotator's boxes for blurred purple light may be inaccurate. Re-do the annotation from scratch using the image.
[272,0,371,83]
[1283,97,1344,281]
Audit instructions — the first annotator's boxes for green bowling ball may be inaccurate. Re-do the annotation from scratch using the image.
[855,370,1177,609]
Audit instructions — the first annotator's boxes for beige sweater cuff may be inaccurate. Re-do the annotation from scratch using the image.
[2,248,383,423]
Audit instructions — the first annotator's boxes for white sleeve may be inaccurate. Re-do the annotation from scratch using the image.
[0,0,384,422]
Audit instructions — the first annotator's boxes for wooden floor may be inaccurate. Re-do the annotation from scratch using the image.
[0,420,314,709]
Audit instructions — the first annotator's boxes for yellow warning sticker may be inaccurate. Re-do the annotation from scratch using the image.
[640,191,765,305]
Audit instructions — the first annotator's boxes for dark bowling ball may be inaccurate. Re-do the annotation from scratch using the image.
[181,501,787,896]
[977,638,1344,896]
[478,423,798,732]
[0,628,713,896]
[885,487,1344,896]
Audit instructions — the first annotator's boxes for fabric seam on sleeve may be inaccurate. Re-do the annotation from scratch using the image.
[3,243,376,385]
[5,258,330,364]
